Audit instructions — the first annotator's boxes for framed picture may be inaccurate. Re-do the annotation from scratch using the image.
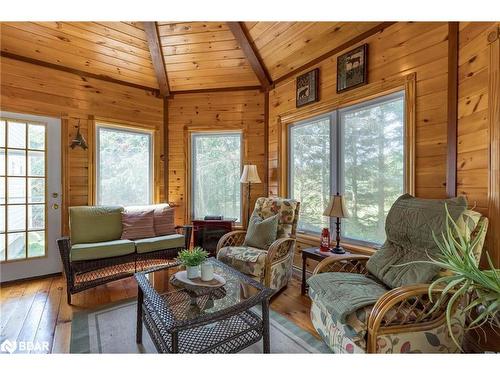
[296,68,319,108]
[336,44,368,93]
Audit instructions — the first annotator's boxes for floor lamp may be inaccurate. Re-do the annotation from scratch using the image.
[240,165,261,227]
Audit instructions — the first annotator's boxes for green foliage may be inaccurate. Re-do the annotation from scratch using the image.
[290,95,404,243]
[98,128,151,206]
[176,247,209,267]
[421,205,499,349]
[290,118,330,232]
[342,97,403,244]
[192,134,241,220]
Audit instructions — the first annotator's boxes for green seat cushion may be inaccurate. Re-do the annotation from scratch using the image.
[70,206,124,244]
[134,234,185,254]
[70,239,135,262]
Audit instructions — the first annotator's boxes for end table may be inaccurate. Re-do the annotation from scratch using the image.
[301,247,351,295]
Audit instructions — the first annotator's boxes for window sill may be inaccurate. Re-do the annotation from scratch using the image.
[296,233,377,256]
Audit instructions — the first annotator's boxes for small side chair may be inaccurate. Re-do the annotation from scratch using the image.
[216,197,300,291]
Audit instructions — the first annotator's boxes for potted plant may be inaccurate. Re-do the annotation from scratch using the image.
[423,206,499,349]
[176,247,209,279]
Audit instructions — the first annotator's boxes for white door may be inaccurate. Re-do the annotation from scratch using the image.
[0,111,62,282]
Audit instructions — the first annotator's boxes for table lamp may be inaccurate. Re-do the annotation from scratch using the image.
[323,193,350,254]
[240,165,261,226]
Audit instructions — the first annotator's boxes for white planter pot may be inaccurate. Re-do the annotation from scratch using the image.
[186,265,200,279]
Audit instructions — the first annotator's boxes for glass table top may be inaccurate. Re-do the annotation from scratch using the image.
[136,257,271,328]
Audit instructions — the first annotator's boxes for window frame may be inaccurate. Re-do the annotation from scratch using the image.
[0,117,48,263]
[95,123,154,206]
[190,131,243,223]
[288,90,406,245]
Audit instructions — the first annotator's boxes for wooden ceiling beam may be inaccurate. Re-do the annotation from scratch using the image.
[227,22,272,90]
[143,22,170,97]
[0,51,160,95]
[273,22,396,85]
[170,85,262,96]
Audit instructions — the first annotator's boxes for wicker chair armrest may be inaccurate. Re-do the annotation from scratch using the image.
[312,255,370,275]
[267,238,295,264]
[216,230,247,253]
[366,283,457,352]
[57,237,72,275]
[175,225,193,249]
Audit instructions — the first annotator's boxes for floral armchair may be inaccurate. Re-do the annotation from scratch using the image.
[216,197,300,291]
[308,210,488,354]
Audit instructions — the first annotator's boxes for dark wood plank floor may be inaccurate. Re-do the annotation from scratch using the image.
[0,274,316,353]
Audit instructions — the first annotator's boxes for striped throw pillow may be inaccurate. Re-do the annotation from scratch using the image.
[121,209,155,240]
[154,205,176,236]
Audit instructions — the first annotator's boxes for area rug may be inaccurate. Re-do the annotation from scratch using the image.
[70,299,330,353]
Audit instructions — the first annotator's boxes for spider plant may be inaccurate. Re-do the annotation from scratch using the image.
[424,205,500,349]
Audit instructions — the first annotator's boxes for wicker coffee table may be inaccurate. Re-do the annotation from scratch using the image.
[134,258,273,353]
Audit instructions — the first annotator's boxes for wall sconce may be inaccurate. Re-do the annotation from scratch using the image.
[70,120,88,150]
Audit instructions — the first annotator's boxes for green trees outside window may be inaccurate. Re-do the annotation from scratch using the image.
[289,92,404,245]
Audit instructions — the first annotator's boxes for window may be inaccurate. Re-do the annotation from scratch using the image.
[289,117,331,233]
[191,132,242,222]
[289,91,405,244]
[1,118,47,261]
[96,125,153,206]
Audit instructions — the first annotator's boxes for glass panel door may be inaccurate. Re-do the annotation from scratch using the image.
[0,119,46,261]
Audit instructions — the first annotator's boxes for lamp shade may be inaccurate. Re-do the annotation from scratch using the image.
[323,194,349,218]
[240,165,262,184]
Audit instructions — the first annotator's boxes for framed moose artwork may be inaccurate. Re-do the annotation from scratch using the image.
[336,44,368,93]
[296,68,319,108]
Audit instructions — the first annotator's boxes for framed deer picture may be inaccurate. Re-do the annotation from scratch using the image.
[296,68,319,108]
[336,44,368,93]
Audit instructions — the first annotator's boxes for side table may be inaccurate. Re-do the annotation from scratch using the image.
[301,247,351,295]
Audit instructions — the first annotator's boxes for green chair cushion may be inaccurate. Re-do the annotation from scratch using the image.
[70,239,135,262]
[134,234,185,254]
[243,213,279,250]
[70,206,124,244]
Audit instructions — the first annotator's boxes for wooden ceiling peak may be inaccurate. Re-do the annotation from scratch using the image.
[143,22,170,97]
[227,22,272,90]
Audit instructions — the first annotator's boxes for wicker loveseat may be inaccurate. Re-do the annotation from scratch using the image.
[57,205,191,304]
[308,207,488,354]
[216,197,300,291]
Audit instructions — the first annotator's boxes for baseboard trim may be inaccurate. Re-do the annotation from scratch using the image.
[0,272,63,286]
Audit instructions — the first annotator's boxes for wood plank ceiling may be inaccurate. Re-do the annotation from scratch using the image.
[0,22,159,89]
[1,21,381,93]
[243,22,380,80]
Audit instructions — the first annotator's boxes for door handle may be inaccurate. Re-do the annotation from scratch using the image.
[52,192,59,198]
[52,203,59,210]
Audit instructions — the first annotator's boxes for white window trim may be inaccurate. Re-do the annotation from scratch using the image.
[190,131,243,223]
[95,123,154,206]
[288,90,406,245]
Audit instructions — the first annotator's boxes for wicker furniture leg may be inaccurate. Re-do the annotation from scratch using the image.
[301,251,307,295]
[136,287,143,344]
[172,332,179,354]
[262,298,270,353]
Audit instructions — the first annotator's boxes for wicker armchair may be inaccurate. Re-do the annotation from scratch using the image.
[216,197,300,291]
[309,213,488,354]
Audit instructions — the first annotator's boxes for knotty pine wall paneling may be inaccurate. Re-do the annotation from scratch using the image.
[0,56,165,235]
[267,22,458,270]
[458,22,500,267]
[167,90,265,226]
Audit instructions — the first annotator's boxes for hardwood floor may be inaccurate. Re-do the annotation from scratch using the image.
[0,274,316,353]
